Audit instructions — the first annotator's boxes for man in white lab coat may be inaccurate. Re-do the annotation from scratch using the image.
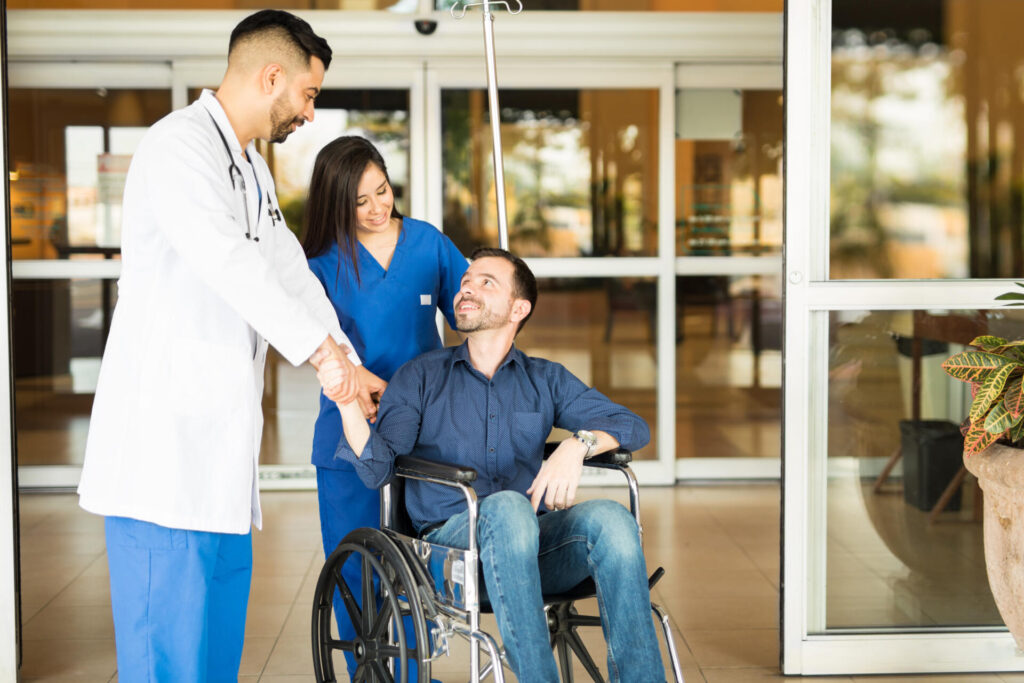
[76,10,371,681]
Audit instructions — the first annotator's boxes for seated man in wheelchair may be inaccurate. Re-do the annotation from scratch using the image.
[318,247,667,683]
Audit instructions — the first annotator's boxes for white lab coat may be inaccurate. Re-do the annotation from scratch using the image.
[77,90,358,534]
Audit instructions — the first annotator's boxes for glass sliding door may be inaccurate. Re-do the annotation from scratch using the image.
[674,70,783,478]
[7,64,172,488]
[784,0,1024,673]
[429,63,677,483]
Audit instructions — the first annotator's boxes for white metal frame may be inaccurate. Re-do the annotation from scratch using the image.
[783,0,1024,673]
[0,47,20,679]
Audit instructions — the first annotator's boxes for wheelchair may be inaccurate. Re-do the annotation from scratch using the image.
[311,445,685,683]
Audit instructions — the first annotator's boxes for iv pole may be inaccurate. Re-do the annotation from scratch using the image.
[451,0,523,251]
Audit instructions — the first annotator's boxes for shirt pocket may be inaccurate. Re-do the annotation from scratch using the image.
[511,411,544,468]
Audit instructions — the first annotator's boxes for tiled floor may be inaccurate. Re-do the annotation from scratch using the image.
[14,483,1022,682]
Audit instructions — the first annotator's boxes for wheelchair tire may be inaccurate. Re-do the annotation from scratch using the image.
[312,527,431,683]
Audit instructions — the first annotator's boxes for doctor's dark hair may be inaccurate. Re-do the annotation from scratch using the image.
[229,10,332,71]
[469,247,537,333]
[302,136,403,284]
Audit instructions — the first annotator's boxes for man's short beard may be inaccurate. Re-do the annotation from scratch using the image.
[269,95,298,143]
[455,301,510,333]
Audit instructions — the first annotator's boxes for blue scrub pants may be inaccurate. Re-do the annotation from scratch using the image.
[105,516,252,683]
[317,467,436,683]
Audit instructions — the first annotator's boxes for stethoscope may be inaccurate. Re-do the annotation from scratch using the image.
[207,111,282,242]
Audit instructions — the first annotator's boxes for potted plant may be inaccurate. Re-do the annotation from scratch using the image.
[942,283,1024,648]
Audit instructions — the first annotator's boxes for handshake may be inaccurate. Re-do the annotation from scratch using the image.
[309,337,387,422]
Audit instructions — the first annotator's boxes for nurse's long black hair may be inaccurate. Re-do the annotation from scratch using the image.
[301,135,403,285]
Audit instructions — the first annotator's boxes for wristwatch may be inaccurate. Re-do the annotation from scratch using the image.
[573,429,598,459]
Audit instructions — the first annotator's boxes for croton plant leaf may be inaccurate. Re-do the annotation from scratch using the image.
[985,402,1022,434]
[964,421,1002,456]
[971,363,1021,422]
[943,351,1020,383]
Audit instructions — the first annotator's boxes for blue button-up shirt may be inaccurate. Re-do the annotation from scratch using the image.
[333,341,650,532]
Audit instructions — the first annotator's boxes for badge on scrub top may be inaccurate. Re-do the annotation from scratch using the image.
[420,294,432,305]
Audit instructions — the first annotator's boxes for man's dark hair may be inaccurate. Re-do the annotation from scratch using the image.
[229,10,332,70]
[470,247,537,333]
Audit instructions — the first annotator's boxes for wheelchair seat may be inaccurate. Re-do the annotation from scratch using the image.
[311,445,684,683]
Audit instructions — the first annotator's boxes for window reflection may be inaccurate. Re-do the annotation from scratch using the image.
[435,0,781,10]
[830,0,1024,279]
[14,279,117,466]
[8,88,171,259]
[10,0,413,8]
[676,275,781,459]
[267,89,410,236]
[823,308,1019,629]
[676,89,783,256]
[442,89,658,257]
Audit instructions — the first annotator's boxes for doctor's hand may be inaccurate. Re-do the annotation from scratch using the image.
[526,439,587,513]
[310,337,359,406]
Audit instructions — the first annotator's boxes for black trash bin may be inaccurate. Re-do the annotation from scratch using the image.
[900,420,965,512]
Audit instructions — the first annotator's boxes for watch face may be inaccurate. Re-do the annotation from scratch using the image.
[577,430,596,445]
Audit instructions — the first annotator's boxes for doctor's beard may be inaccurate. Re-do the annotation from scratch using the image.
[269,96,303,144]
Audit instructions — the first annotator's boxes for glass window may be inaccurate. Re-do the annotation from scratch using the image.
[10,0,413,9]
[676,89,783,256]
[676,274,781,459]
[444,277,658,460]
[829,0,1024,279]
[436,0,781,10]
[14,279,117,466]
[8,88,171,260]
[823,307,1013,630]
[441,88,659,257]
[268,89,410,237]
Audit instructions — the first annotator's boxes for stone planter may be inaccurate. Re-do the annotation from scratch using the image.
[964,442,1024,649]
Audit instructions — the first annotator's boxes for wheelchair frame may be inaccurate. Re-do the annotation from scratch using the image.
[312,448,684,683]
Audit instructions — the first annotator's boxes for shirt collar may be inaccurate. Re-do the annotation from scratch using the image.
[452,340,525,372]
[198,89,253,158]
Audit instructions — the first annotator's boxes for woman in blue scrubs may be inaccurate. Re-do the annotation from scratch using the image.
[302,136,466,679]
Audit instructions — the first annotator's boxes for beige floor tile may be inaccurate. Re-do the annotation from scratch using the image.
[239,636,276,677]
[264,635,318,676]
[702,669,849,682]
[249,574,306,605]
[50,573,112,607]
[661,595,777,630]
[850,676,1004,682]
[22,603,114,641]
[245,601,294,638]
[20,638,117,680]
[683,629,778,669]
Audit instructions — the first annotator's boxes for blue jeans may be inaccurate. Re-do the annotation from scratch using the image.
[105,516,252,682]
[424,491,666,683]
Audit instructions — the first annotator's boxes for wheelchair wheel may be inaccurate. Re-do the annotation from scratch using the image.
[312,527,431,683]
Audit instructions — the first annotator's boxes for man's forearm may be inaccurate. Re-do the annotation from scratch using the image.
[338,400,371,457]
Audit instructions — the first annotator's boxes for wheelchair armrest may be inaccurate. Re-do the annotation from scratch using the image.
[542,442,633,468]
[394,455,478,484]
[583,447,633,469]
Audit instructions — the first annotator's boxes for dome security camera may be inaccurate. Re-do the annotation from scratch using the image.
[414,19,438,35]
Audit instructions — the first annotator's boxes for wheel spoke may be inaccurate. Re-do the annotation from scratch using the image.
[369,596,396,640]
[361,554,376,632]
[330,638,356,652]
[353,663,369,683]
[369,659,396,683]
[335,566,363,635]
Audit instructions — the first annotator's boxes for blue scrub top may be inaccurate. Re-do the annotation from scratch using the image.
[308,216,468,469]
